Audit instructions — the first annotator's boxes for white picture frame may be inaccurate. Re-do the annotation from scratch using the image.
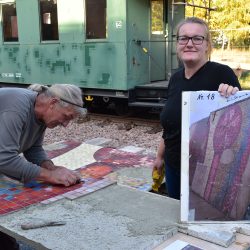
[181,90,250,222]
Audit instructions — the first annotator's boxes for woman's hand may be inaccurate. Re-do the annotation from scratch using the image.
[153,138,165,175]
[218,83,239,97]
[152,157,164,175]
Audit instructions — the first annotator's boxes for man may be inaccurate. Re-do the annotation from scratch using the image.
[0,83,86,249]
[0,83,86,185]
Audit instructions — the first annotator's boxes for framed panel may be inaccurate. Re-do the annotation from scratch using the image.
[181,91,250,222]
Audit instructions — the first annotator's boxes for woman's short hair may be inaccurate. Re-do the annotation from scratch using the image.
[28,83,87,116]
[176,17,212,58]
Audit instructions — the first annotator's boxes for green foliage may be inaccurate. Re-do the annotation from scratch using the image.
[240,70,250,90]
[185,0,250,48]
[186,0,211,20]
[151,0,164,34]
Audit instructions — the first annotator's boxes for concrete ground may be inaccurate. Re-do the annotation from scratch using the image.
[0,185,180,250]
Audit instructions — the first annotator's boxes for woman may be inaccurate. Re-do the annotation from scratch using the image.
[153,17,241,200]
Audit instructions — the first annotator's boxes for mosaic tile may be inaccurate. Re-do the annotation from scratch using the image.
[52,143,102,170]
[58,179,116,201]
[93,147,155,168]
[116,175,152,191]
[44,140,82,159]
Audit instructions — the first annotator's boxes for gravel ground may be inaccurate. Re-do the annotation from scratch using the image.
[44,117,163,155]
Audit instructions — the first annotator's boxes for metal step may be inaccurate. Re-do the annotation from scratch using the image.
[128,101,165,108]
[135,81,169,90]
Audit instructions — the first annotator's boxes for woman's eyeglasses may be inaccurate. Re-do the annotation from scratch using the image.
[177,35,205,45]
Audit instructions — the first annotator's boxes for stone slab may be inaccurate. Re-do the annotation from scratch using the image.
[238,224,250,236]
[174,223,250,249]
[178,224,236,247]
[119,145,145,154]
[154,231,250,250]
[0,185,180,250]
[84,137,113,146]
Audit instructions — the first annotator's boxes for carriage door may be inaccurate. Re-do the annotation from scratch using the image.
[150,0,166,81]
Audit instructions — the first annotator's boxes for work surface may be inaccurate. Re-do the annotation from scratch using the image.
[0,140,180,250]
[0,185,179,250]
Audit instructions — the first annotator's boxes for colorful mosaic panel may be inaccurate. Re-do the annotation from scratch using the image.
[0,169,116,215]
[0,141,155,216]
[190,98,250,220]
[0,176,82,215]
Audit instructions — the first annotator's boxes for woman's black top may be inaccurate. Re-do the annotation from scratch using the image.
[160,61,241,169]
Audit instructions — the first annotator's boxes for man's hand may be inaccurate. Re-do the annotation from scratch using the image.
[218,83,239,97]
[37,167,81,186]
[41,160,56,170]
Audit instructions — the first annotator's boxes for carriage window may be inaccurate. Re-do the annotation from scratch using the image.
[151,0,164,35]
[2,3,19,42]
[86,0,107,39]
[39,0,58,41]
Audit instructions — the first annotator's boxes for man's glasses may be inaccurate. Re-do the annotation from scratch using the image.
[177,35,205,45]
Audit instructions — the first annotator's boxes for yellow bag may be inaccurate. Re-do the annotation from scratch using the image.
[152,163,165,192]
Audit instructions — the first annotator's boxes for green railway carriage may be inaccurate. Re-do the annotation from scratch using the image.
[0,0,184,112]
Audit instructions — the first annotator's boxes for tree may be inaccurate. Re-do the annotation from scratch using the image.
[185,0,250,49]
